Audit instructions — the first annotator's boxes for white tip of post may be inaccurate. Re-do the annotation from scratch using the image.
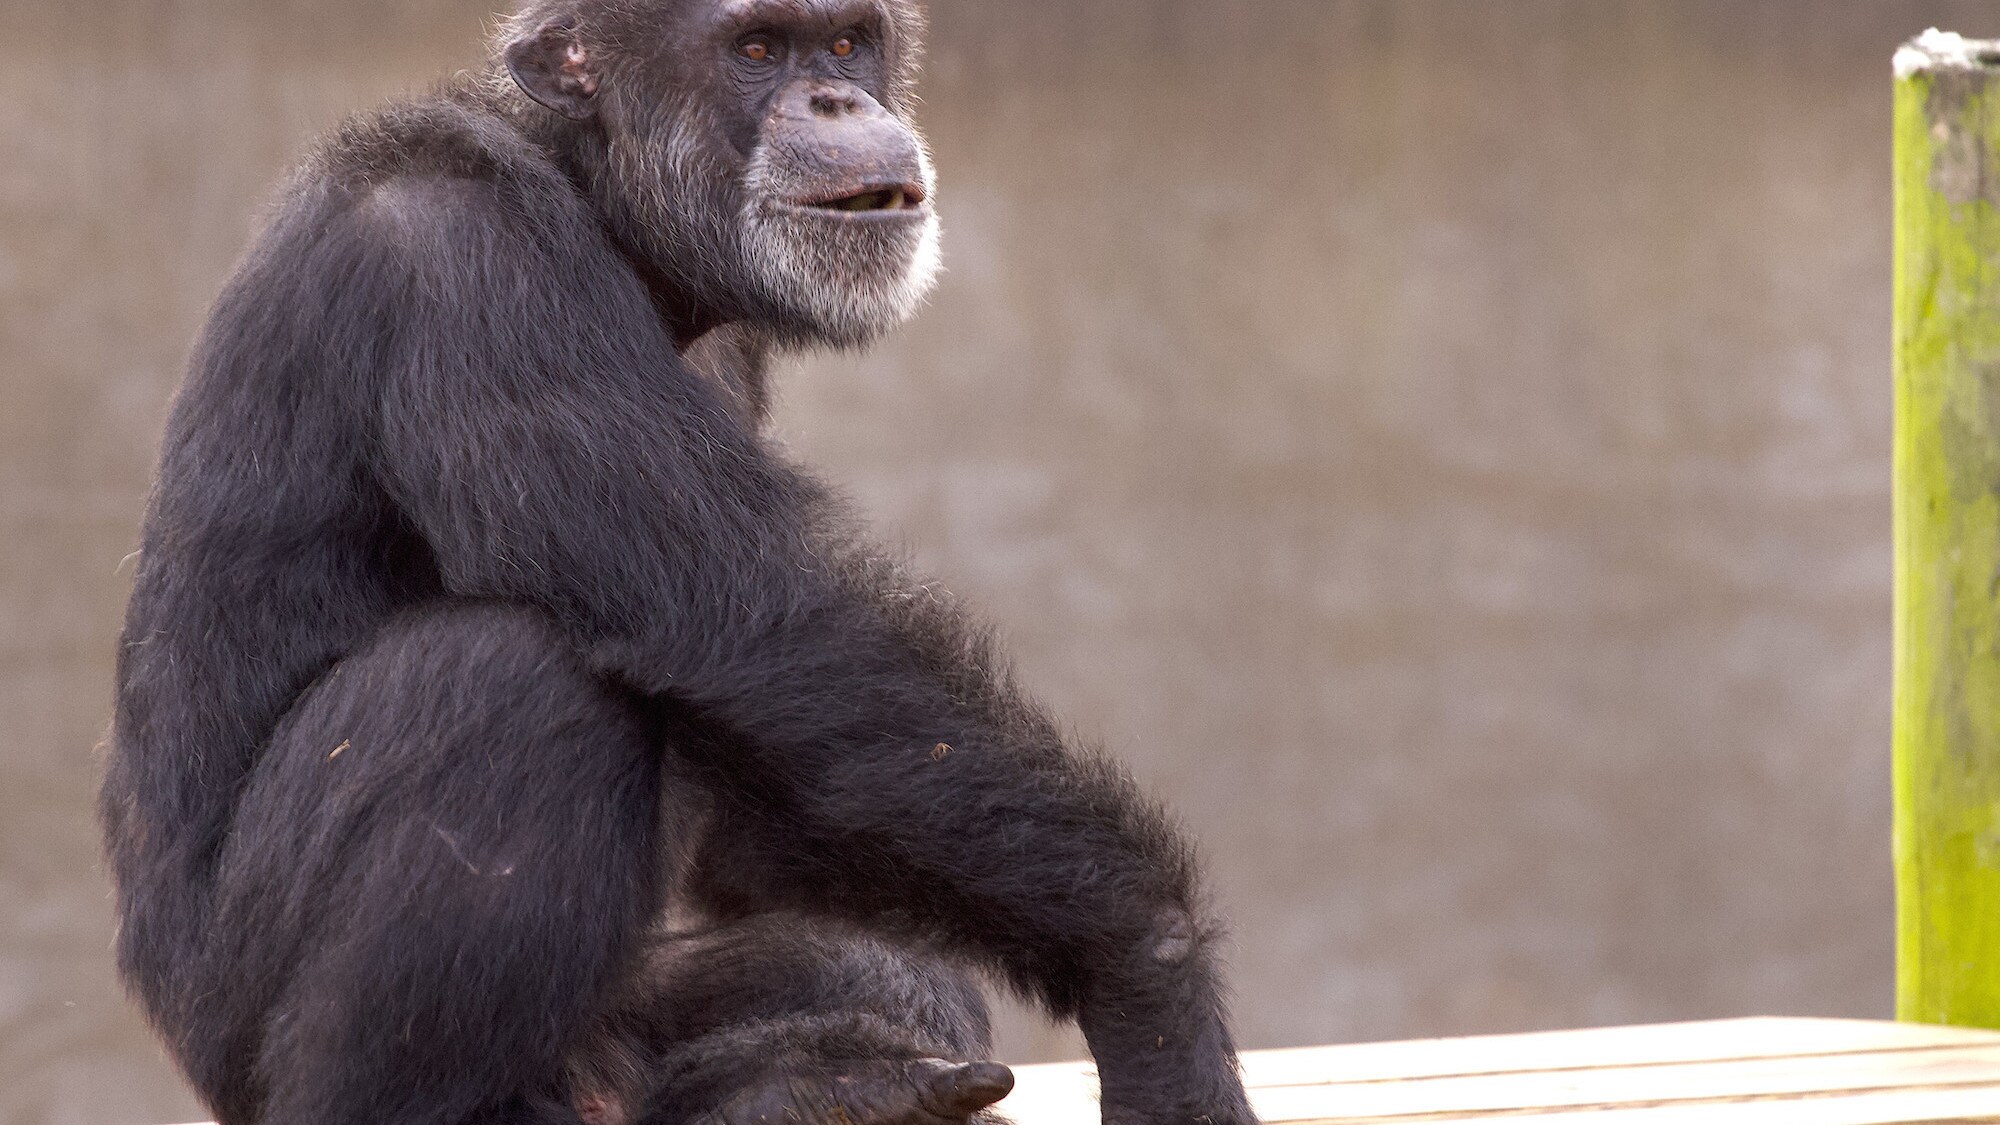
[1896,28,2000,79]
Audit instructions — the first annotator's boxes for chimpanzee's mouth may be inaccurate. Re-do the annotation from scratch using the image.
[794,183,928,214]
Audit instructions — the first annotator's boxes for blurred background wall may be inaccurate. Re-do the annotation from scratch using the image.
[6,1,1998,1122]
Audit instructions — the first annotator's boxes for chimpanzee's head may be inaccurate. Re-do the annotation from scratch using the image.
[502,0,940,348]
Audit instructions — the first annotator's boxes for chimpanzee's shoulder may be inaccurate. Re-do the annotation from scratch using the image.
[292,83,581,223]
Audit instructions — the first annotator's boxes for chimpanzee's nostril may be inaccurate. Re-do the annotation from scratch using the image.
[808,92,853,117]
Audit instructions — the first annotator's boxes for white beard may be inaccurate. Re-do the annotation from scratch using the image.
[738,143,943,348]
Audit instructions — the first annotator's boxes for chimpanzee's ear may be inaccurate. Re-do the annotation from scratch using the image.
[505,20,602,121]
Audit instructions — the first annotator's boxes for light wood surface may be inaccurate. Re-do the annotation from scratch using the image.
[1001,1018,2000,1124]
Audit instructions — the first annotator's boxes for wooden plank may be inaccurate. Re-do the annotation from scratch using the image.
[1248,1043,2000,1119]
[1302,1083,2000,1124]
[1233,1018,2000,1087]
[167,1018,2000,1125]
[1000,1019,2000,1125]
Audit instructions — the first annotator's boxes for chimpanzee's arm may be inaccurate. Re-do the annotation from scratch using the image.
[349,177,1251,1125]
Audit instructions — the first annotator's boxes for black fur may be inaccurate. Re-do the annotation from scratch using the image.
[568,915,1008,1125]
[100,4,1254,1125]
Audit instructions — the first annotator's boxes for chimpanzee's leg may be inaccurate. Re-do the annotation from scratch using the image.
[206,602,666,1125]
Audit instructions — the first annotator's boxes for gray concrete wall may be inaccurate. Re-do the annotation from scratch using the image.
[5,2,1994,1122]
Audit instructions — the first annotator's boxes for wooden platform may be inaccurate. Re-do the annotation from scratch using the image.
[163,1018,2000,1125]
[1001,1018,2000,1124]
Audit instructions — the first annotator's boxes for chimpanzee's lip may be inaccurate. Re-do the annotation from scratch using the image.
[787,182,929,214]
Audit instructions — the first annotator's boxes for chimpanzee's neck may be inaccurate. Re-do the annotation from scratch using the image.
[477,73,725,351]
[630,254,728,350]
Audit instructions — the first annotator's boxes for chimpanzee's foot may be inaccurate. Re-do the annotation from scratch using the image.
[692,1058,1014,1125]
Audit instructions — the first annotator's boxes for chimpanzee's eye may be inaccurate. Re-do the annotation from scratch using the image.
[737,36,776,63]
[830,35,856,58]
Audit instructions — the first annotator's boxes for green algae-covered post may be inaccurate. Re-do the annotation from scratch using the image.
[1895,28,2000,1029]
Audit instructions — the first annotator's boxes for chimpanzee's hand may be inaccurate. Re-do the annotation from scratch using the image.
[686,1059,1016,1125]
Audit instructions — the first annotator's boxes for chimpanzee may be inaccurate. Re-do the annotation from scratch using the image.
[98,2,1257,1125]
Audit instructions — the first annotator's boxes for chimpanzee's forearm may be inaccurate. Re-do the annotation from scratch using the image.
[656,558,1250,1123]
[361,188,1252,1124]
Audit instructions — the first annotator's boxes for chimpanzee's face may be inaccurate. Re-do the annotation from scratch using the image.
[506,0,941,348]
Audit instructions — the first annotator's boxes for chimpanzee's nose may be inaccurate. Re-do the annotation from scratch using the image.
[777,80,885,123]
